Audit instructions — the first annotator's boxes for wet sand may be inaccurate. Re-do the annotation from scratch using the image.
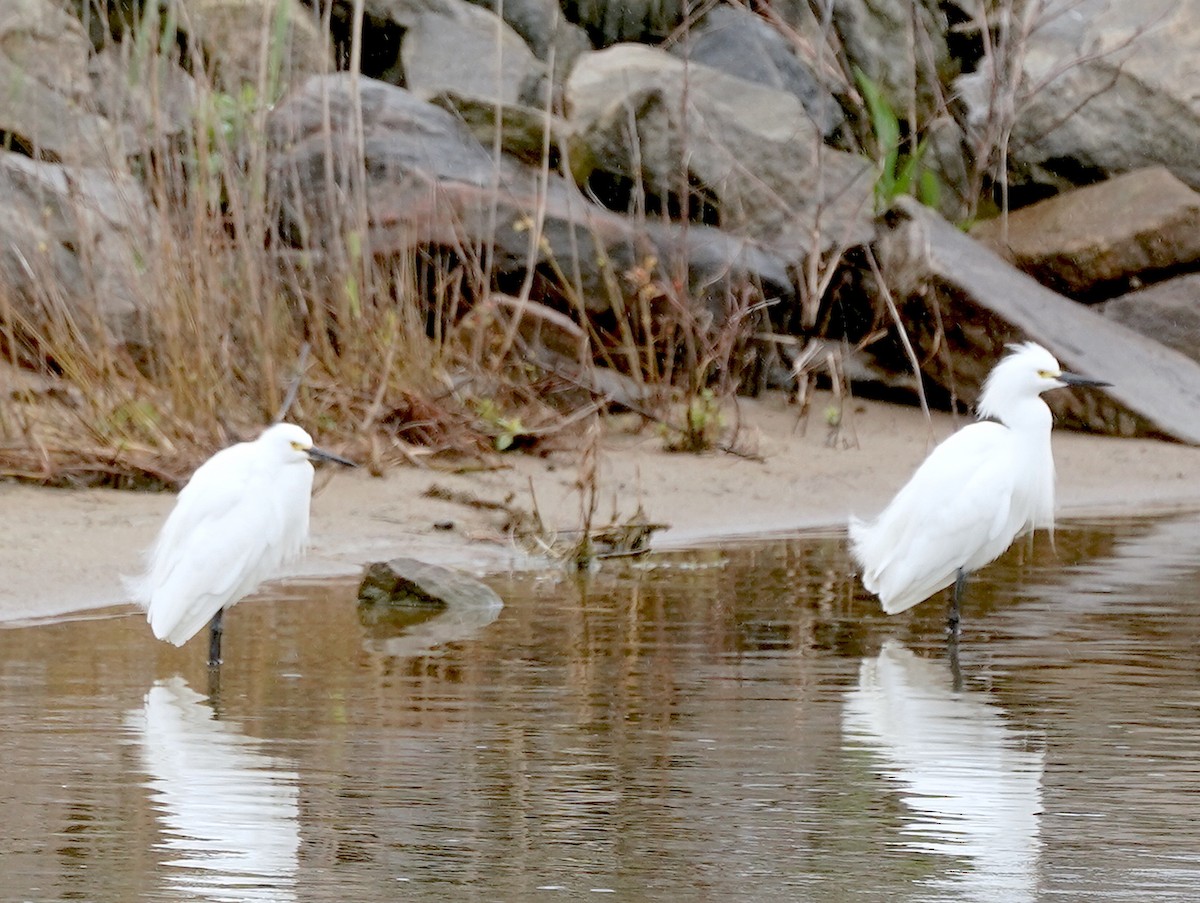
[4,390,1200,624]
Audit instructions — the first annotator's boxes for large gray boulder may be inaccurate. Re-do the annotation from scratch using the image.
[0,154,158,349]
[402,2,546,105]
[959,0,1200,193]
[565,44,874,261]
[180,0,332,93]
[828,0,949,118]
[465,0,592,84]
[1103,275,1200,365]
[670,5,843,139]
[396,1,563,163]
[0,0,121,160]
[267,74,791,320]
[88,44,197,151]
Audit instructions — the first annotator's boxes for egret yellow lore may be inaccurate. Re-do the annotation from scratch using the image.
[127,423,356,665]
[849,342,1109,632]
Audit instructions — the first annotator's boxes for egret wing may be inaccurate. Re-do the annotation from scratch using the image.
[149,445,262,566]
[143,479,290,644]
[851,423,1003,578]
[851,422,1020,614]
[878,465,1015,613]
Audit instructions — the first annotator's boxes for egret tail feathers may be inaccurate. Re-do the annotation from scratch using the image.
[847,514,887,595]
[146,592,215,647]
[849,514,958,615]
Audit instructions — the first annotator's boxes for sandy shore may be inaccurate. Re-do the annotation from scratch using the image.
[5,390,1200,625]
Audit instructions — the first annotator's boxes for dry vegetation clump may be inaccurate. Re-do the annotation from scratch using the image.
[0,114,768,488]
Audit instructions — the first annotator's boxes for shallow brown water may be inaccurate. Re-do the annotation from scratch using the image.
[4,513,1200,901]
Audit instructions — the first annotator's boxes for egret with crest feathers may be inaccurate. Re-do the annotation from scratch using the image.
[127,423,356,665]
[849,342,1109,632]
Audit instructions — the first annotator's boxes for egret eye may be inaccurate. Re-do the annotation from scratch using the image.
[1037,369,1058,380]
[290,440,304,451]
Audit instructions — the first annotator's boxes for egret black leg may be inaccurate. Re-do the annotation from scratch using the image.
[947,568,966,637]
[207,609,224,667]
[947,629,963,692]
[206,665,222,705]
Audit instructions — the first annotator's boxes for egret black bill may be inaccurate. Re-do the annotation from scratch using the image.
[1058,371,1111,389]
[307,446,357,467]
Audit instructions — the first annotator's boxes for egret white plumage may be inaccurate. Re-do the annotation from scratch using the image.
[127,423,355,665]
[849,342,1108,632]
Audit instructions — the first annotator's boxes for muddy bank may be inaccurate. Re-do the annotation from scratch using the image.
[5,391,1200,625]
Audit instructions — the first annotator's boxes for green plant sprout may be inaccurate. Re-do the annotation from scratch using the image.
[473,397,528,451]
[854,68,940,213]
[662,387,725,453]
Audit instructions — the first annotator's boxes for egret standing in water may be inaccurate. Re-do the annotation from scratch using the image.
[849,342,1109,633]
[128,423,356,665]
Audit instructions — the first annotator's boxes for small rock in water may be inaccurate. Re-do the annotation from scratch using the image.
[357,558,503,609]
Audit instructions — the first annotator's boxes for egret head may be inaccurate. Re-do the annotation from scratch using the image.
[259,423,357,467]
[977,342,1109,424]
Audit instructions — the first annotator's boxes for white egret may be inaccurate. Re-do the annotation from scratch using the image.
[127,423,356,665]
[849,342,1109,632]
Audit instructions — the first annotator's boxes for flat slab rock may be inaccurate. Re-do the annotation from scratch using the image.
[971,167,1200,298]
[358,557,503,609]
[878,198,1200,444]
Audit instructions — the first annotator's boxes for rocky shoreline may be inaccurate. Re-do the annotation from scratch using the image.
[3,2,1200,481]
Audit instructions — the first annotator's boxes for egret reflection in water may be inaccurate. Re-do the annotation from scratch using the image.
[126,677,300,902]
[842,640,1044,902]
